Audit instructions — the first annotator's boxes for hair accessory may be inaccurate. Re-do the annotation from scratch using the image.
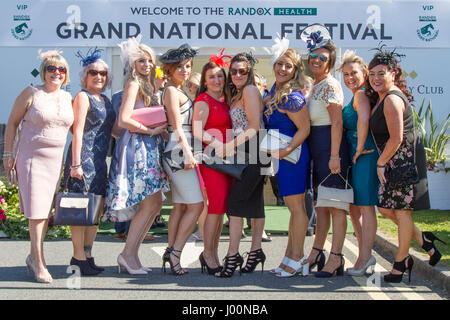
[209,48,232,68]
[370,43,405,68]
[37,49,63,60]
[155,66,164,79]
[118,34,144,68]
[243,51,258,67]
[300,24,331,52]
[159,43,198,64]
[264,33,289,66]
[75,47,103,67]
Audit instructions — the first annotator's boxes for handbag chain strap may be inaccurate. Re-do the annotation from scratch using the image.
[319,170,353,189]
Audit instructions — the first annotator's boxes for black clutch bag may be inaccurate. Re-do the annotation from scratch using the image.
[201,150,249,181]
[53,176,103,226]
[384,161,419,189]
[384,135,420,189]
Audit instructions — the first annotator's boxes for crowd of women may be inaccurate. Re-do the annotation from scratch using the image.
[3,24,445,285]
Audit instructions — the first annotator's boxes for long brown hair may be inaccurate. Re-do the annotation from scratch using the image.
[224,53,256,106]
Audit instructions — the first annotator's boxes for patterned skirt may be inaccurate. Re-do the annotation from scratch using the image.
[104,131,170,222]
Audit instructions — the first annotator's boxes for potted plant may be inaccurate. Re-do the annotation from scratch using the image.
[413,99,450,209]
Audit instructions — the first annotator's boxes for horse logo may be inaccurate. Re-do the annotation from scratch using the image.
[420,24,434,36]
[417,23,439,42]
[15,23,29,35]
[11,22,33,40]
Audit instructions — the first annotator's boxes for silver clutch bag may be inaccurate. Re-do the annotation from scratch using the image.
[259,129,301,164]
[316,173,354,211]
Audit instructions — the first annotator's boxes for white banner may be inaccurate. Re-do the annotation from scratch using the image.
[1,0,449,48]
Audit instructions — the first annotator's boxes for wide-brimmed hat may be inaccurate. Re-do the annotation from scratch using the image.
[159,44,198,63]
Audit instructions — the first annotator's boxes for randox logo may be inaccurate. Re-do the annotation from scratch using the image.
[11,4,33,40]
[416,23,439,42]
[228,7,271,15]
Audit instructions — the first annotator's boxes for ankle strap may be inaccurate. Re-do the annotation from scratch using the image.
[330,252,343,257]
[313,247,324,253]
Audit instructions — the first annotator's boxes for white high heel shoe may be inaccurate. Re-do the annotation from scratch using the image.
[269,256,290,274]
[117,255,148,275]
[276,255,309,277]
[347,256,376,276]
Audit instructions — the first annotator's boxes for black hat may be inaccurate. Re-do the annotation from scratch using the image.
[159,44,198,63]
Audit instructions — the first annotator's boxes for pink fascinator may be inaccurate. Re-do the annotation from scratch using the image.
[37,49,63,60]
[209,48,232,68]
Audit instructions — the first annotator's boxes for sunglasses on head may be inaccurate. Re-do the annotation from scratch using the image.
[309,53,328,62]
[88,70,108,77]
[46,65,67,74]
[230,68,249,76]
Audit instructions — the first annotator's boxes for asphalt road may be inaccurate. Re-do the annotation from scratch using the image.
[0,233,447,301]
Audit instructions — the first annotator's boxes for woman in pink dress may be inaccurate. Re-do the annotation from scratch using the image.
[192,53,233,275]
[3,50,74,283]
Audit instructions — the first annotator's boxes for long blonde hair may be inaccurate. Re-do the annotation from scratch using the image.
[125,44,159,107]
[264,49,305,119]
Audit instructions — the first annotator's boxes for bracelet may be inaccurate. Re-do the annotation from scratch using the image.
[70,164,82,169]
[377,163,385,168]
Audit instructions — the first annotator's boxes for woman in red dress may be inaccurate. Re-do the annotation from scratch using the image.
[192,52,233,275]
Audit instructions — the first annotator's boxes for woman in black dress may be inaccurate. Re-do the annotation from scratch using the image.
[367,46,435,283]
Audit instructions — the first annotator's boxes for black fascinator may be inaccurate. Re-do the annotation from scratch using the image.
[370,43,405,69]
[243,51,258,67]
[159,44,198,63]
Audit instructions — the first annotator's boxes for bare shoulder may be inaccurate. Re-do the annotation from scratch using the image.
[384,94,404,111]
[243,84,260,96]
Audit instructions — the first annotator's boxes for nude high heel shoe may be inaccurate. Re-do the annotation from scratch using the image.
[117,254,148,275]
[26,255,52,283]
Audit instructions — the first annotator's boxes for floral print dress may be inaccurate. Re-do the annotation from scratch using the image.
[369,90,430,210]
[104,100,170,222]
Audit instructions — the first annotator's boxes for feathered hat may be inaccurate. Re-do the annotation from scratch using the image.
[264,33,290,65]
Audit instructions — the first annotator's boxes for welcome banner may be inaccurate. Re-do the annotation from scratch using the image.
[1,0,449,48]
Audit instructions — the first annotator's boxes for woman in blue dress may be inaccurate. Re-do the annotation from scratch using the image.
[64,49,117,275]
[263,47,311,277]
[338,51,378,276]
[104,36,169,275]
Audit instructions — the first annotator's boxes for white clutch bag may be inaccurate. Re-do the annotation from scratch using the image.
[259,129,301,164]
[316,173,354,212]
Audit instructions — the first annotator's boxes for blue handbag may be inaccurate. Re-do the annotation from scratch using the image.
[53,176,102,226]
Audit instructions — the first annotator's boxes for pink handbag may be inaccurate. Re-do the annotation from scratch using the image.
[131,105,167,128]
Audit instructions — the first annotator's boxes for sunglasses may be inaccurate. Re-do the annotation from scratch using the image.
[88,70,108,77]
[46,65,67,74]
[230,68,249,76]
[309,53,329,62]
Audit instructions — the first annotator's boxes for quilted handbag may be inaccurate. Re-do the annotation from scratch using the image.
[53,176,103,226]
[316,173,354,211]
[259,129,301,164]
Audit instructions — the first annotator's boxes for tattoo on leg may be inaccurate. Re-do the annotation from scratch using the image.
[84,245,92,257]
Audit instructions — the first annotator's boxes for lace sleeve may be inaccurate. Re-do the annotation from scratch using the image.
[277,91,306,113]
[326,78,344,106]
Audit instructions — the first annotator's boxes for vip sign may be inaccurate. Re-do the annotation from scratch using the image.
[10,4,33,40]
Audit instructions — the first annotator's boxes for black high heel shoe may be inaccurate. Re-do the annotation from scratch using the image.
[384,255,414,283]
[162,247,186,275]
[70,257,102,276]
[421,231,446,266]
[199,252,222,275]
[309,247,326,272]
[241,248,266,273]
[315,252,344,278]
[215,253,244,278]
